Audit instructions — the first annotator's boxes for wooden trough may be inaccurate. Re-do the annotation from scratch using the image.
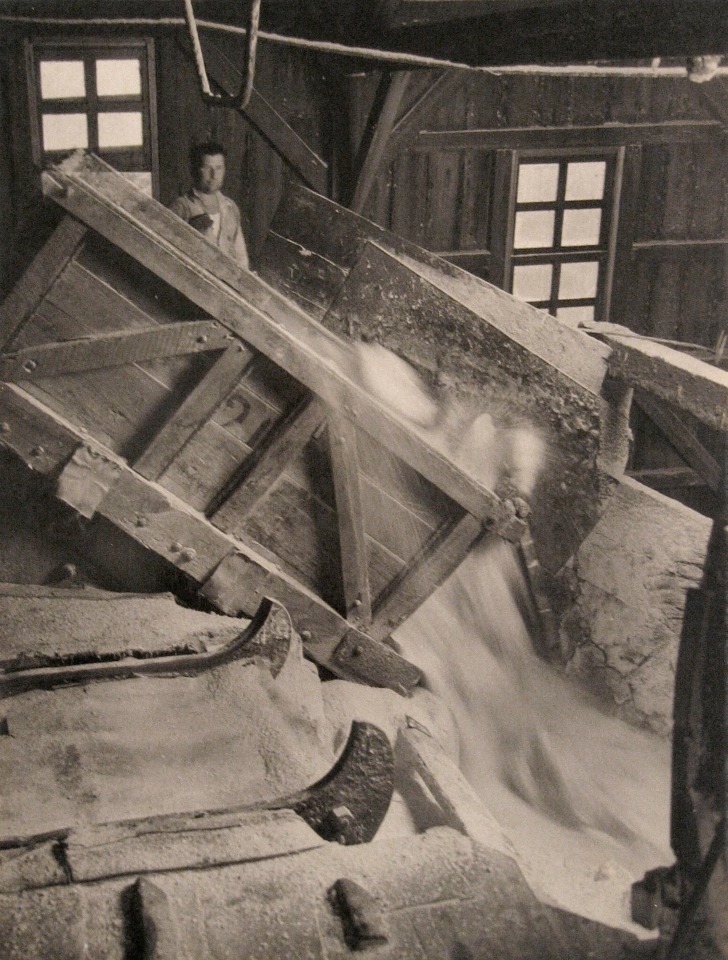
[1,152,726,696]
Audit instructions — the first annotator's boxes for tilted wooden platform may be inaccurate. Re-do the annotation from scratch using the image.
[2,153,726,693]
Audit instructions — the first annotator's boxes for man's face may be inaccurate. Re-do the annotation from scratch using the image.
[195,153,226,193]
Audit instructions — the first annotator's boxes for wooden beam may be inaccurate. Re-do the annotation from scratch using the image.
[134,343,256,481]
[487,149,517,290]
[633,389,721,492]
[391,71,452,138]
[0,216,87,349]
[633,238,728,261]
[350,71,410,214]
[628,465,706,490]
[327,412,372,627]
[0,321,229,381]
[0,381,420,693]
[192,35,329,195]
[608,144,642,325]
[414,121,725,152]
[210,393,325,522]
[370,511,484,641]
[603,330,728,432]
[42,158,520,536]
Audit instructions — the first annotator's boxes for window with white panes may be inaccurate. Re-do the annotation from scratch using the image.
[508,154,618,325]
[26,39,158,196]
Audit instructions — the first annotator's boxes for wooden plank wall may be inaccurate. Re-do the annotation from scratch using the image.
[353,71,728,353]
[0,27,328,293]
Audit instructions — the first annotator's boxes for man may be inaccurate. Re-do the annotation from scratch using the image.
[170,141,249,269]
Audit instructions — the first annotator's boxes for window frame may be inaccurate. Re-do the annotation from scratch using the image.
[25,36,159,197]
[496,145,626,324]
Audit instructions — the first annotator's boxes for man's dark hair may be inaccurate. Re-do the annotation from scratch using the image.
[190,140,227,171]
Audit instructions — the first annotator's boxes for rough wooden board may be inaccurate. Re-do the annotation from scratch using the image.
[14,294,208,460]
[211,394,325,522]
[0,216,87,350]
[327,412,372,626]
[414,121,725,151]
[370,511,484,639]
[0,321,228,381]
[605,330,728,432]
[63,809,323,884]
[0,384,419,692]
[134,343,255,481]
[42,159,515,534]
[258,180,610,396]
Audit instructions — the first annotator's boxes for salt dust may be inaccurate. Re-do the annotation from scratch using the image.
[395,538,672,936]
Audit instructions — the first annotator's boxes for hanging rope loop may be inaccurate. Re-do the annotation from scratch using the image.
[184,0,261,110]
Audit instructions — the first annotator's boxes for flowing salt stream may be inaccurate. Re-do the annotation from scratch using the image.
[356,340,674,934]
[395,540,672,933]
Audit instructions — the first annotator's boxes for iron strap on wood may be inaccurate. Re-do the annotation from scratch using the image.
[0,321,231,381]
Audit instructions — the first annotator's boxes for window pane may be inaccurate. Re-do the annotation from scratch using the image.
[561,208,602,247]
[96,58,142,97]
[557,305,594,327]
[42,113,88,151]
[517,163,559,203]
[512,263,553,302]
[559,261,599,300]
[98,111,143,148]
[565,161,606,201]
[514,210,555,249]
[39,60,85,99]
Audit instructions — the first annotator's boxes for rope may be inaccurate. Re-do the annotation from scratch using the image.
[0,13,479,71]
[182,0,214,97]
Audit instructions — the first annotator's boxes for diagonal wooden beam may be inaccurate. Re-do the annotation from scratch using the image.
[350,71,410,214]
[0,216,87,349]
[134,342,256,481]
[633,389,721,492]
[189,35,329,195]
[210,392,325,522]
[369,510,485,641]
[0,381,420,694]
[0,321,229,381]
[327,412,372,627]
[41,157,520,537]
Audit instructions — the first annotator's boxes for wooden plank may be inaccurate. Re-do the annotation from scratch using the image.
[0,321,228,381]
[370,511,484,640]
[327,412,372,627]
[351,71,410,214]
[0,216,87,349]
[195,35,329,195]
[633,389,721,491]
[414,121,725,152]
[211,394,325,522]
[628,465,705,490]
[633,238,728,260]
[608,144,642,325]
[42,158,518,536]
[0,381,419,692]
[134,343,255,481]
[604,330,728,432]
[487,149,517,289]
